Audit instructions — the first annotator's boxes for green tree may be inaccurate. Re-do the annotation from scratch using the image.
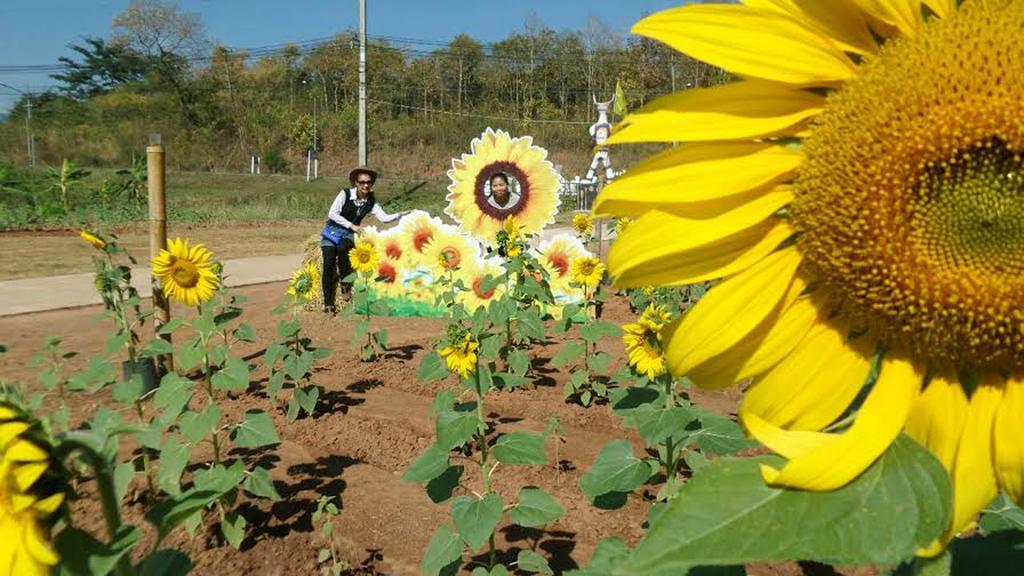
[51,37,151,99]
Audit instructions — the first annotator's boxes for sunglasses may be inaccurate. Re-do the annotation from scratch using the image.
[356,180,373,185]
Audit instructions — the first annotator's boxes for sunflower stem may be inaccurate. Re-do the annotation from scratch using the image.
[56,434,134,576]
[472,358,497,569]
[133,401,155,495]
[662,375,678,488]
[198,324,222,466]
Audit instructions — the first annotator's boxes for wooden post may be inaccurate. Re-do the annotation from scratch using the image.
[147,134,173,374]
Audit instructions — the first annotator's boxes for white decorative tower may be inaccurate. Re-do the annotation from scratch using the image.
[584,94,615,183]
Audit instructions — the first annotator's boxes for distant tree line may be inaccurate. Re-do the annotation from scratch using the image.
[0,0,727,177]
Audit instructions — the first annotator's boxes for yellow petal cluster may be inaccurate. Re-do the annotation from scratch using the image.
[0,406,62,574]
[439,333,478,378]
[150,237,220,306]
[597,0,1024,554]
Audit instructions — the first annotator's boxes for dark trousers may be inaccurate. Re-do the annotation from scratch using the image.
[321,238,355,307]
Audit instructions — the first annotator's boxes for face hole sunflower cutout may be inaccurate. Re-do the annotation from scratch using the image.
[446,127,561,242]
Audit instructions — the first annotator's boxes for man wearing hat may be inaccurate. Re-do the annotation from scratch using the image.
[320,166,405,313]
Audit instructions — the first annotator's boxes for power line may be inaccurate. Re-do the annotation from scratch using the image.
[367,97,589,125]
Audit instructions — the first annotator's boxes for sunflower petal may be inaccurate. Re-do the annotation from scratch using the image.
[946,378,1002,537]
[594,143,803,217]
[633,4,857,85]
[13,462,47,493]
[743,0,879,54]
[849,0,923,37]
[741,320,875,431]
[609,80,824,144]
[0,421,30,449]
[662,246,802,382]
[994,375,1024,506]
[684,289,818,389]
[920,0,954,18]
[622,219,793,288]
[748,354,922,491]
[31,494,64,516]
[904,372,968,471]
[24,520,58,565]
[5,439,47,462]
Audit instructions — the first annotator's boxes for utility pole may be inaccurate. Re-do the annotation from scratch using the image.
[25,96,35,167]
[2,83,35,166]
[358,0,367,166]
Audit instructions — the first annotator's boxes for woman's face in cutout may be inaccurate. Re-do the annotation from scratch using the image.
[491,176,510,206]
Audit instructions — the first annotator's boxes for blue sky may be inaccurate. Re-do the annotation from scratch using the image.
[0,0,687,112]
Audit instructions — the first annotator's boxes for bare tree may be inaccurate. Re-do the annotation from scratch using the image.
[112,0,208,125]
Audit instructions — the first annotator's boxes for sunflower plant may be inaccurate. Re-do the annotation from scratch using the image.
[579,304,753,516]
[264,264,331,422]
[344,239,390,361]
[489,217,555,380]
[581,0,1024,573]
[551,256,620,406]
[407,322,566,576]
[148,241,283,550]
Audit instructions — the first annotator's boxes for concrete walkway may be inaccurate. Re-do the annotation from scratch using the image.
[0,254,303,317]
[0,225,589,317]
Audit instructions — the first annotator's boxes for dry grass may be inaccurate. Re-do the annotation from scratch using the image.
[0,220,322,280]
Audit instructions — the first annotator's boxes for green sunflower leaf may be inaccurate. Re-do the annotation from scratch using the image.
[619,435,952,572]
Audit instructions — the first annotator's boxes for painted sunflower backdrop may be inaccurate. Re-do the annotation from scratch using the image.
[445,128,561,242]
[590,0,1024,572]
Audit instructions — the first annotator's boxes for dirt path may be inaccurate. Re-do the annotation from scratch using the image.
[0,283,856,576]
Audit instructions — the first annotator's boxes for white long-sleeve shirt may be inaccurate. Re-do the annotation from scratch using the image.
[326,187,401,230]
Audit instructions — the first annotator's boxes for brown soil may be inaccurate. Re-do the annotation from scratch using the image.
[0,284,873,576]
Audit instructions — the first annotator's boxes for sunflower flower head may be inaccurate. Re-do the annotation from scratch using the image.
[348,239,378,275]
[622,315,667,381]
[571,256,605,289]
[79,230,106,250]
[287,262,320,303]
[615,217,634,237]
[599,0,1024,554]
[445,128,561,242]
[151,237,220,307]
[572,212,594,238]
[639,303,672,330]
[438,332,478,378]
[0,405,63,573]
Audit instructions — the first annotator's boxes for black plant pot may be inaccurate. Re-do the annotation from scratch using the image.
[121,358,159,396]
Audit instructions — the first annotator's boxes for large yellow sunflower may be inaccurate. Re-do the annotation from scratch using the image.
[538,234,589,296]
[439,333,478,378]
[571,256,605,292]
[458,257,506,312]
[151,237,220,307]
[445,128,561,242]
[399,211,445,266]
[571,212,594,238]
[348,239,378,275]
[287,262,320,303]
[423,227,481,276]
[598,0,1024,554]
[622,304,671,381]
[0,406,63,574]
